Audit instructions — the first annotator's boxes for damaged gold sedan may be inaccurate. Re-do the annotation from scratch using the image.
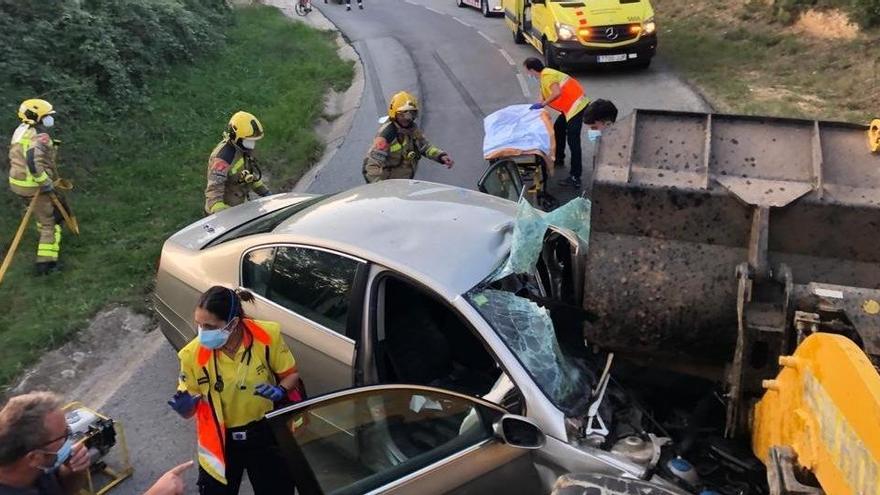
[155,180,781,494]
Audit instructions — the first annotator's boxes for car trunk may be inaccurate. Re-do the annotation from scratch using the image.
[153,194,321,348]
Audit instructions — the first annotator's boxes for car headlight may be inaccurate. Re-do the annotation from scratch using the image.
[556,22,576,41]
[643,17,656,35]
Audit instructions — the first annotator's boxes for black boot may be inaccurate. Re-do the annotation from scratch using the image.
[35,261,58,276]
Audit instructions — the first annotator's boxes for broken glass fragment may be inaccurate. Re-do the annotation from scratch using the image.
[544,197,591,247]
[492,197,592,281]
[467,289,592,416]
[492,198,548,281]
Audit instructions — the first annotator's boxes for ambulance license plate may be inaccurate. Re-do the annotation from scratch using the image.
[598,54,628,63]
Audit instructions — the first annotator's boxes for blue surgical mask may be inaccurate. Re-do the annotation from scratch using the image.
[587,129,602,143]
[36,438,73,473]
[198,325,232,349]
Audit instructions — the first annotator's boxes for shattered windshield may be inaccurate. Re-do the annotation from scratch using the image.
[467,289,593,416]
[467,197,594,416]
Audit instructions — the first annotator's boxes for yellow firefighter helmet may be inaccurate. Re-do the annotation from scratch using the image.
[18,99,55,125]
[388,91,419,120]
[226,111,264,142]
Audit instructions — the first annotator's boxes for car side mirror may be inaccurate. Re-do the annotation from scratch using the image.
[493,414,546,449]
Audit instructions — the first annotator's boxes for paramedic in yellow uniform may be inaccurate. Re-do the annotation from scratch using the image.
[524,57,589,189]
[168,286,302,495]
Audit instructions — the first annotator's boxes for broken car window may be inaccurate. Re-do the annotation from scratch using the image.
[492,197,591,281]
[467,289,593,416]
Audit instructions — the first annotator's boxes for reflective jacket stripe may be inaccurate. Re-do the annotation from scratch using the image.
[9,135,50,187]
[195,399,227,484]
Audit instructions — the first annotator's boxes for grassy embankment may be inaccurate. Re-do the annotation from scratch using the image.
[0,6,353,385]
[659,0,880,122]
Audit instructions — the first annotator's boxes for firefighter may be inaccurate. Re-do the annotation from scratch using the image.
[524,57,589,189]
[7,99,64,275]
[168,286,302,494]
[204,112,271,215]
[362,91,454,183]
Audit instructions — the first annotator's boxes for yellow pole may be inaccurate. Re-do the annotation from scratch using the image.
[0,192,40,286]
[50,193,80,235]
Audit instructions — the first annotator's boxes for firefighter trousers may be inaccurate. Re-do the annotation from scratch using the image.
[12,188,62,263]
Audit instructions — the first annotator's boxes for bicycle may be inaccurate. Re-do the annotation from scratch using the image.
[295,0,312,16]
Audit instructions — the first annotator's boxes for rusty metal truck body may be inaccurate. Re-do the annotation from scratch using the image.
[584,109,880,435]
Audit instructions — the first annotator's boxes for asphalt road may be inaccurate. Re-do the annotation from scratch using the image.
[71,1,710,493]
[306,0,710,193]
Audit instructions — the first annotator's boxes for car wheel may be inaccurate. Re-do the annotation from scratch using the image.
[481,0,490,16]
[456,0,465,7]
[513,24,526,44]
[543,40,559,69]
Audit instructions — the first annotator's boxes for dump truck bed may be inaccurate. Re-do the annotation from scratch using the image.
[584,109,880,370]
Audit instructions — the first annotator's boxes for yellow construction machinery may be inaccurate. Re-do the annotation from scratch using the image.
[752,332,880,495]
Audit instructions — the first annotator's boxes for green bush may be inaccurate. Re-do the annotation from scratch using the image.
[851,0,880,26]
[763,0,880,27]
[769,0,815,23]
[0,0,230,122]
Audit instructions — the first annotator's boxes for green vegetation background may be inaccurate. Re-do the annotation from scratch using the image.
[658,0,880,121]
[0,2,353,385]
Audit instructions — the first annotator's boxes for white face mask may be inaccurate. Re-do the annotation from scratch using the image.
[242,139,257,150]
[587,129,602,143]
[42,116,55,128]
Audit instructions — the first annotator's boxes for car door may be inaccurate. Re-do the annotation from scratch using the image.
[240,244,368,396]
[530,0,552,40]
[478,159,525,203]
[266,385,551,495]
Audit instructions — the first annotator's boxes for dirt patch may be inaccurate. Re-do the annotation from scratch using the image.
[791,9,859,40]
[1,306,158,405]
[748,84,824,113]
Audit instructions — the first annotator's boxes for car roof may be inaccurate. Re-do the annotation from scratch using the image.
[275,180,516,297]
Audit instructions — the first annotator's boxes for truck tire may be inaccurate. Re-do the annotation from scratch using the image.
[543,41,559,69]
[456,0,465,7]
[513,24,526,44]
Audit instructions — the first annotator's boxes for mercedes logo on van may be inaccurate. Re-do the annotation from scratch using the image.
[605,27,619,40]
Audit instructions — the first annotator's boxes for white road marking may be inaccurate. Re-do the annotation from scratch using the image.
[404,0,416,3]
[516,73,531,97]
[452,16,473,27]
[499,48,515,65]
[477,30,495,44]
[425,6,444,14]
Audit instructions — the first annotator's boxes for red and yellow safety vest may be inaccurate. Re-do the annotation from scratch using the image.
[540,68,589,122]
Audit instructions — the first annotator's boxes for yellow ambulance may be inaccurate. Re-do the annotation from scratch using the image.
[503,0,657,69]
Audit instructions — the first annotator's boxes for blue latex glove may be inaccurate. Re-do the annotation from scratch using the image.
[529,103,544,110]
[168,391,201,418]
[254,383,286,402]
